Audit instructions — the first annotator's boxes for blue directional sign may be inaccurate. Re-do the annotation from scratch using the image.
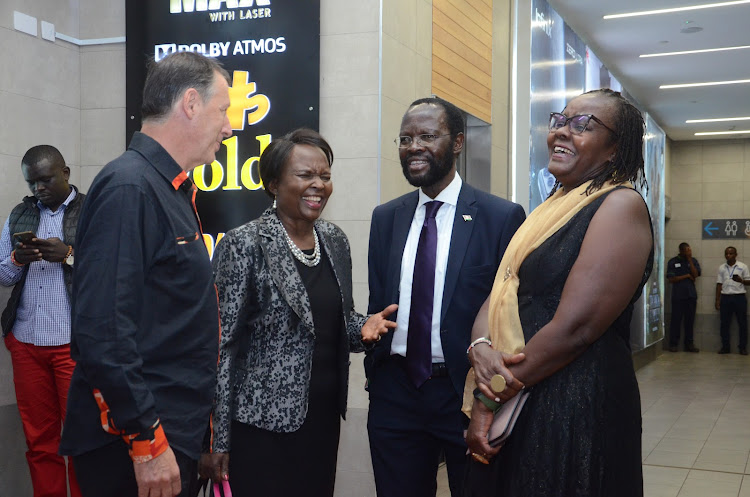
[702,219,750,239]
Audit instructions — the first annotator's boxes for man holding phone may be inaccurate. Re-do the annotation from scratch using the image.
[0,144,83,497]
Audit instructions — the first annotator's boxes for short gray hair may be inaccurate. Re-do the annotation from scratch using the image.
[141,52,230,123]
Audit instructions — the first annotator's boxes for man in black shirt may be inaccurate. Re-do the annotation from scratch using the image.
[60,52,232,497]
[666,242,701,353]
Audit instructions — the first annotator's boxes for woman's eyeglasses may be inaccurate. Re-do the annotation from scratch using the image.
[549,113,617,136]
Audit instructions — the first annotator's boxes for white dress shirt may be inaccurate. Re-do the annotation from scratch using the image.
[391,173,462,362]
[717,260,749,295]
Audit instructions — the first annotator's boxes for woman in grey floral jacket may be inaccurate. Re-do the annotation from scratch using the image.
[201,129,397,496]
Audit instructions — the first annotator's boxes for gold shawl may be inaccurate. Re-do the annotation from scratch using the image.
[461,180,629,416]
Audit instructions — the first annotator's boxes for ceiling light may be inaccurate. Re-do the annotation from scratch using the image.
[695,130,750,136]
[680,25,703,34]
[641,45,750,57]
[686,116,750,123]
[604,0,750,19]
[661,79,750,89]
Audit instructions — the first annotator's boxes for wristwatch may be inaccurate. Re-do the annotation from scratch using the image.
[63,246,74,266]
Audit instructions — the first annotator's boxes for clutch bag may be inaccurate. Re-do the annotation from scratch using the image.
[487,389,530,447]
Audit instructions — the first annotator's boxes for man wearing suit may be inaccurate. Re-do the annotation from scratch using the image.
[366,97,526,497]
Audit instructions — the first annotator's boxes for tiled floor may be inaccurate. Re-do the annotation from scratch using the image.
[639,351,750,497]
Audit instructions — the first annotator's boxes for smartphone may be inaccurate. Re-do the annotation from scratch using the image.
[13,231,36,244]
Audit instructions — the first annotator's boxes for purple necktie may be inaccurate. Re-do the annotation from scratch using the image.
[407,200,443,387]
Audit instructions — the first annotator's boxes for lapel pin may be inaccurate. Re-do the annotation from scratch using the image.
[462,215,472,222]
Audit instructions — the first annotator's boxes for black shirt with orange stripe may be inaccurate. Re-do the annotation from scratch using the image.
[60,132,220,461]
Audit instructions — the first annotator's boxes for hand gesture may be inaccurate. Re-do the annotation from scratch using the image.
[29,237,69,263]
[13,237,43,265]
[198,452,229,484]
[465,397,502,464]
[361,304,398,343]
[469,344,525,403]
[133,447,181,497]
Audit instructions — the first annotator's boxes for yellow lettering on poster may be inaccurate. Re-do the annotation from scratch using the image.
[192,134,272,192]
[240,134,271,190]
[202,232,226,259]
[227,70,270,130]
[193,160,224,191]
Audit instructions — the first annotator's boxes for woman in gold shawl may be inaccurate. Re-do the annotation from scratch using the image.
[463,89,653,496]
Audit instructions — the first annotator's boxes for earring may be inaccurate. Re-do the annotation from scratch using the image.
[272,196,277,209]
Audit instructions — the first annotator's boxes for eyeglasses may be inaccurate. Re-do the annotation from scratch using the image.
[548,112,617,136]
[395,134,451,148]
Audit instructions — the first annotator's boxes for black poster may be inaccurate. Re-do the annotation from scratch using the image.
[126,0,320,254]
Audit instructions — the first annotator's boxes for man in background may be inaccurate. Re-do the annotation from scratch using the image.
[666,242,701,353]
[715,246,749,355]
[60,52,231,497]
[0,145,82,497]
[366,97,525,496]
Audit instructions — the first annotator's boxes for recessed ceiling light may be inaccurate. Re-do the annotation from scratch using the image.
[695,130,750,136]
[680,25,703,33]
[641,45,750,57]
[686,116,750,123]
[604,0,750,19]
[661,79,750,89]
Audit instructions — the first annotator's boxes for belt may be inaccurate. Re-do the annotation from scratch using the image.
[390,355,449,378]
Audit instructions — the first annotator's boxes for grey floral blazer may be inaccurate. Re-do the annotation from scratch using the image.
[211,208,368,452]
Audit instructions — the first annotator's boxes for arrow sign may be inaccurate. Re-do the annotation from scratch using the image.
[704,222,718,236]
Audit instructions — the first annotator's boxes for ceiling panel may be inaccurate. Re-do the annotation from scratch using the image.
[547,0,750,141]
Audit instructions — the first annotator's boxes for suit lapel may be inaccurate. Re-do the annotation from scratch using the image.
[441,184,477,322]
[388,192,419,305]
[258,213,315,332]
[317,223,349,310]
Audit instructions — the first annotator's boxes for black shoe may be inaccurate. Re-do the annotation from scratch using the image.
[668,346,678,352]
[718,347,731,354]
[685,344,700,353]
[740,349,748,356]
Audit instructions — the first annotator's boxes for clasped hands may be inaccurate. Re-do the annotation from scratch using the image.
[465,344,525,463]
[13,237,69,265]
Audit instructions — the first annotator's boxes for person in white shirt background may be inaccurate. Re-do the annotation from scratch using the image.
[715,246,750,355]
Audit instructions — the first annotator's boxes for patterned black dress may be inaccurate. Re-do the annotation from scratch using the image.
[464,190,653,497]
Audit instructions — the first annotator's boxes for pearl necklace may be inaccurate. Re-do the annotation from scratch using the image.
[283,226,321,267]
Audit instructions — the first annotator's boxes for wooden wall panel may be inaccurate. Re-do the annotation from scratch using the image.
[432,0,492,122]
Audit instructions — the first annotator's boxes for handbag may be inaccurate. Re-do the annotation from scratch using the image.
[487,389,530,447]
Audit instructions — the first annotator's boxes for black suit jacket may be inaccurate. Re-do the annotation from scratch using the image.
[366,182,526,397]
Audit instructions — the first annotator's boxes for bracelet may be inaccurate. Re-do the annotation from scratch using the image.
[10,250,25,267]
[467,337,492,356]
[64,245,73,260]
[473,388,502,411]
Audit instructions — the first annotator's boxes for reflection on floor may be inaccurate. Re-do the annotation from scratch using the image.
[640,351,750,497]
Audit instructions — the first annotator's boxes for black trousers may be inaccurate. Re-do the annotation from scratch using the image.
[670,298,697,347]
[73,440,198,497]
[720,294,748,350]
[368,357,467,497]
